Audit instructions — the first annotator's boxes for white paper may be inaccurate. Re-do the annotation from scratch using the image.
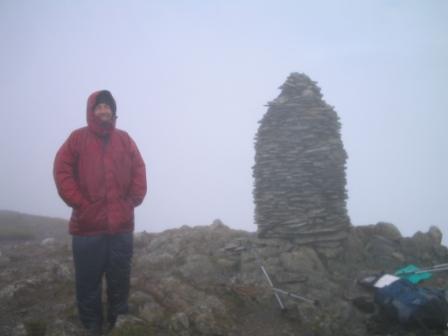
[374,274,400,288]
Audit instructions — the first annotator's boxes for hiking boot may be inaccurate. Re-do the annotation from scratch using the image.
[105,314,131,333]
[106,314,117,334]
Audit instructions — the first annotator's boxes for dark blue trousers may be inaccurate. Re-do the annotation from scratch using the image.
[72,232,133,331]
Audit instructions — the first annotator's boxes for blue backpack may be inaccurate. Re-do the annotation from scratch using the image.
[374,278,448,329]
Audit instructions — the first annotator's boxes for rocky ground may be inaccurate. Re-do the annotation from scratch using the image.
[0,220,447,336]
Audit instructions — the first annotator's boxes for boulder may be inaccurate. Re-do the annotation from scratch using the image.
[374,222,402,241]
[428,226,443,245]
[280,247,325,273]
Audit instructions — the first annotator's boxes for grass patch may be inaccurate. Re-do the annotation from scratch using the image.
[0,225,35,241]
[24,320,47,336]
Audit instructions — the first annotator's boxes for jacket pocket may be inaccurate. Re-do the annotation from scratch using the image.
[76,200,105,231]
[119,197,134,224]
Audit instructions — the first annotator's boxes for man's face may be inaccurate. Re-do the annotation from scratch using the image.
[93,103,113,123]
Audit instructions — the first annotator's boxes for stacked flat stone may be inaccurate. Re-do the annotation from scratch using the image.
[253,73,351,245]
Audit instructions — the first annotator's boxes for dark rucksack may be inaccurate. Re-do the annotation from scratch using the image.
[374,278,448,329]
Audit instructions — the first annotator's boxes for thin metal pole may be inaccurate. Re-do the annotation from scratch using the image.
[398,264,448,275]
[272,287,317,306]
[248,242,285,310]
[415,266,448,274]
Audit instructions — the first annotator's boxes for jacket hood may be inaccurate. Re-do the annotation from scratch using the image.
[86,90,117,137]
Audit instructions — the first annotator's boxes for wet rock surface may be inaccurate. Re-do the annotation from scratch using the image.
[1,221,447,336]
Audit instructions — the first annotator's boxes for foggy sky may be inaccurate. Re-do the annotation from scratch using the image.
[0,1,447,243]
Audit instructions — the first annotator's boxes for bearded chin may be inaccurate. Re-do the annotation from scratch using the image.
[100,120,113,128]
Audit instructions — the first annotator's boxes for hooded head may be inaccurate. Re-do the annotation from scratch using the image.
[86,90,117,137]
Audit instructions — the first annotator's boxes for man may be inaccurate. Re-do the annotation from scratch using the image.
[53,90,147,335]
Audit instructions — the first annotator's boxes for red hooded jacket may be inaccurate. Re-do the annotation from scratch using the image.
[54,91,147,235]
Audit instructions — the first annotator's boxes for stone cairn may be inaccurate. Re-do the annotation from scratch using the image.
[253,73,351,246]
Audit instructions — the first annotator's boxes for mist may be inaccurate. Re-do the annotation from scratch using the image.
[0,1,447,243]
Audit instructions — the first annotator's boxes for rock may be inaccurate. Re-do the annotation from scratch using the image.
[428,226,443,245]
[0,255,10,267]
[147,234,183,256]
[41,237,56,246]
[1,210,447,336]
[52,262,72,281]
[194,312,220,335]
[222,241,241,251]
[342,231,366,263]
[411,231,433,250]
[211,218,225,228]
[400,237,419,259]
[365,235,400,268]
[214,257,239,271]
[315,243,344,259]
[368,234,396,251]
[274,271,308,284]
[137,252,175,271]
[391,252,405,262]
[0,283,22,300]
[169,312,190,335]
[139,301,165,324]
[11,324,26,336]
[280,247,325,273]
[134,231,154,248]
[179,254,217,281]
[114,314,145,328]
[374,222,402,241]
[48,319,79,336]
[352,296,376,314]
